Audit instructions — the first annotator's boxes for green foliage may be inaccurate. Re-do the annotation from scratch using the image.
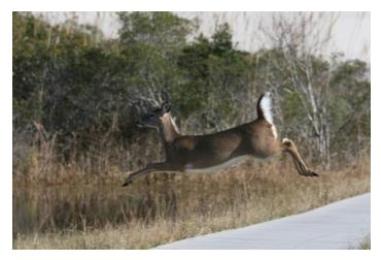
[13,12,370,167]
[328,60,370,155]
[118,12,193,49]
[211,23,233,55]
[12,12,371,247]
[13,13,131,136]
[177,25,252,125]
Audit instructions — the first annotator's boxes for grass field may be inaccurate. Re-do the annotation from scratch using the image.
[13,151,370,249]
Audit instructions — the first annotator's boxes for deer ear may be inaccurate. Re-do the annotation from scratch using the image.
[161,101,171,113]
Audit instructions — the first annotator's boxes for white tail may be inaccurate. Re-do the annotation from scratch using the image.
[123,93,318,186]
[258,92,274,124]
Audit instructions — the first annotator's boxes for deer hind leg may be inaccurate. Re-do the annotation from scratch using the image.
[282,138,318,177]
[122,162,182,186]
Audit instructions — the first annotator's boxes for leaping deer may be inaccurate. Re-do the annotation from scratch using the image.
[123,92,318,186]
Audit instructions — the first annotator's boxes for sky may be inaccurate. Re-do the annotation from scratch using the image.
[35,12,370,62]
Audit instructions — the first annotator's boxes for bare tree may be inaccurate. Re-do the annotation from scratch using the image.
[258,12,339,168]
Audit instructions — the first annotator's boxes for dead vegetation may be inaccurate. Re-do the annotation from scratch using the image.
[12,12,370,250]
[13,150,370,249]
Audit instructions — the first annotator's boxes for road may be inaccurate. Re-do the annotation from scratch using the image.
[157,193,370,249]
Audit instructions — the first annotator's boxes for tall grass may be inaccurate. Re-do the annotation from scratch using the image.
[13,136,370,249]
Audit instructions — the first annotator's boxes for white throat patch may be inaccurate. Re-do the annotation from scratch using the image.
[161,113,180,143]
[169,114,180,133]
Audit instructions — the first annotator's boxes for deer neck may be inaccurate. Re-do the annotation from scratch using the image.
[160,113,180,143]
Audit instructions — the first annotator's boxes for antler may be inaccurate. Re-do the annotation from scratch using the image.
[135,90,171,106]
[129,89,172,118]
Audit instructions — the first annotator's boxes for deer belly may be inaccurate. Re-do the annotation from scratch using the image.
[179,137,239,167]
[185,155,250,173]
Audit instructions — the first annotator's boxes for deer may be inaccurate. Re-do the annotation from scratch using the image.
[122,92,318,186]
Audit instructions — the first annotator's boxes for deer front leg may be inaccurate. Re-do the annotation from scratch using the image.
[122,162,182,186]
[281,138,318,177]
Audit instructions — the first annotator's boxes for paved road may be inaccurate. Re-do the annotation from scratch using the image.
[157,193,370,249]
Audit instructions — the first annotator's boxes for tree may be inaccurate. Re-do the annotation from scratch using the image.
[328,59,370,161]
[117,12,194,115]
[177,24,253,132]
[255,13,370,167]
[13,12,369,169]
[258,13,340,167]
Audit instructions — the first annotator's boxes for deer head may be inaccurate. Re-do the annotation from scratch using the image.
[132,91,173,128]
[136,101,171,129]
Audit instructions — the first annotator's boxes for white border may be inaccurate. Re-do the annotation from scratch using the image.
[1,1,379,260]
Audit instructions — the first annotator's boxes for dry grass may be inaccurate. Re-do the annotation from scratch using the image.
[13,149,370,249]
[352,234,371,250]
[358,235,371,250]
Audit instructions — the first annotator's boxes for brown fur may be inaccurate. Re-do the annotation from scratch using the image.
[123,94,318,186]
